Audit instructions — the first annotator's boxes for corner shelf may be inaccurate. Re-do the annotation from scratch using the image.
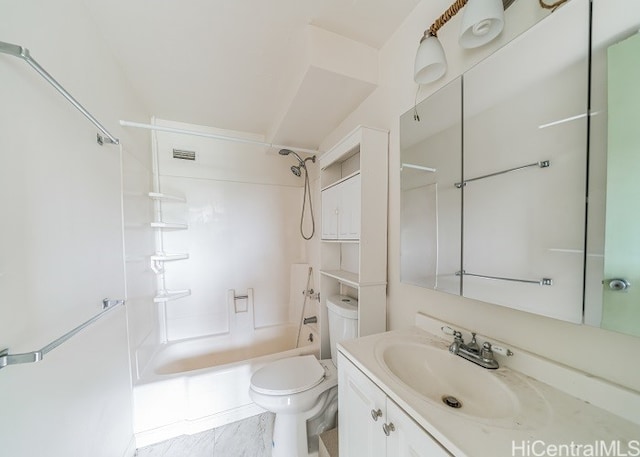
[151,222,188,230]
[153,289,191,303]
[150,253,189,262]
[148,192,186,203]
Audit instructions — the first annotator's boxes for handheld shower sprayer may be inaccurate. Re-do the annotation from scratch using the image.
[278,148,316,240]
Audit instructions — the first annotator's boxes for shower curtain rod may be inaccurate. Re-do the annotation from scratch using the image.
[0,40,120,146]
[119,120,321,155]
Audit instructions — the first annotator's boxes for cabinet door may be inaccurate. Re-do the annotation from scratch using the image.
[321,185,339,239]
[338,174,361,240]
[338,354,387,457]
[386,400,451,457]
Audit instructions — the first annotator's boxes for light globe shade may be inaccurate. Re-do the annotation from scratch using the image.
[459,0,505,49]
[414,34,447,84]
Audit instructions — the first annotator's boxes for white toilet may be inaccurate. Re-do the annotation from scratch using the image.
[249,295,358,457]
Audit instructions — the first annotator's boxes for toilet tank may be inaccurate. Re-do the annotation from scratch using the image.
[326,295,358,364]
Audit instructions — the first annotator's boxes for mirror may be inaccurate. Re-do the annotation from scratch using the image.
[461,0,589,323]
[585,0,640,337]
[400,78,461,294]
[400,0,640,335]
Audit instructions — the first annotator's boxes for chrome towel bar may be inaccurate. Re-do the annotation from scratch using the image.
[455,160,550,188]
[0,298,125,370]
[457,271,553,286]
[0,40,120,146]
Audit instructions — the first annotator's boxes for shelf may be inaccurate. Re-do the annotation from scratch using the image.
[151,222,188,230]
[154,289,191,303]
[148,192,186,203]
[150,253,189,262]
[321,239,360,244]
[320,269,360,288]
[321,170,361,192]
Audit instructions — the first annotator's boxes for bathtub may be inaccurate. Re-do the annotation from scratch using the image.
[133,323,318,447]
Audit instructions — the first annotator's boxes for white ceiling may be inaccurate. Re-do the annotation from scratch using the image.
[83,0,421,149]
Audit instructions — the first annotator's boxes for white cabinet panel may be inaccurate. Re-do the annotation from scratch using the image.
[322,174,361,241]
[386,400,451,457]
[339,354,451,457]
[338,174,361,240]
[338,353,387,457]
[321,185,339,239]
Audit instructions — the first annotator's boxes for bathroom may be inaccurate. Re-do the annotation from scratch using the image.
[1,0,639,456]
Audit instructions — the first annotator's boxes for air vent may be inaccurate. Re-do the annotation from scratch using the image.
[173,149,196,161]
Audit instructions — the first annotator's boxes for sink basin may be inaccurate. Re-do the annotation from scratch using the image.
[376,340,521,420]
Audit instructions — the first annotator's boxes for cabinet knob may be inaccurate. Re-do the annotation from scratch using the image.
[370,408,382,421]
[382,422,395,436]
[606,278,630,291]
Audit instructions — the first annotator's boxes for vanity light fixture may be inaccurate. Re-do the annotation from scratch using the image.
[414,0,506,84]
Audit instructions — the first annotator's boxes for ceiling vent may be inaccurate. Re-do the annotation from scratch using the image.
[173,149,196,161]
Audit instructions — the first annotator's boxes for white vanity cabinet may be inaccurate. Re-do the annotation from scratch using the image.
[338,353,451,457]
[321,173,361,240]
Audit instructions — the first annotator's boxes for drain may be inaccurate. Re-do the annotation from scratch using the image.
[442,395,462,409]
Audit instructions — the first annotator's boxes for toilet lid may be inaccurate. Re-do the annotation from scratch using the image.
[251,355,325,395]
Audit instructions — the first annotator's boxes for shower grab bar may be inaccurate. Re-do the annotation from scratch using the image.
[0,298,125,370]
[0,40,120,146]
[455,160,550,188]
[456,271,553,286]
[233,295,249,300]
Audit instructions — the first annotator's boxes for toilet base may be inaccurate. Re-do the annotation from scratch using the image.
[271,386,338,457]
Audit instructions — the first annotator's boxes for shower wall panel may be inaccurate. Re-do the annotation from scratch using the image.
[154,120,308,342]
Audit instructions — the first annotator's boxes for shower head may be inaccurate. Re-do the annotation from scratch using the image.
[279,148,304,165]
[279,148,316,177]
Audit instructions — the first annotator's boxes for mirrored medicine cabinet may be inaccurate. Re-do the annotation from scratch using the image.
[400,0,640,338]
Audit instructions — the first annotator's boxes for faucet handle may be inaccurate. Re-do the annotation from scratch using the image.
[481,342,494,361]
[441,326,464,342]
[441,326,456,336]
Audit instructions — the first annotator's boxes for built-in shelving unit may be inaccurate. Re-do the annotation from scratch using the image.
[149,191,190,307]
[319,125,388,360]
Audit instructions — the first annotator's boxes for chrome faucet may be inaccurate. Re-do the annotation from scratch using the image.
[441,327,512,369]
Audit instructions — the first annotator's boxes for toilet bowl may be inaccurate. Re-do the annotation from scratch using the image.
[249,295,358,457]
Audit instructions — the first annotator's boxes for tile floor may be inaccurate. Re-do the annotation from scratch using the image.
[135,412,275,457]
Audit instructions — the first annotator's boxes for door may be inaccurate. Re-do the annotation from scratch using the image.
[338,354,387,457]
[321,185,339,239]
[602,32,640,337]
[338,174,361,240]
[386,400,452,457]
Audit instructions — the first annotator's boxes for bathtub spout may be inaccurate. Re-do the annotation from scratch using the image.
[303,316,317,325]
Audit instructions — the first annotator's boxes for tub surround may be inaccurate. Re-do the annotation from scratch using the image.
[338,313,640,457]
[134,340,316,447]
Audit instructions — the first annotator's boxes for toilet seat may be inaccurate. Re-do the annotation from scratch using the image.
[251,355,325,395]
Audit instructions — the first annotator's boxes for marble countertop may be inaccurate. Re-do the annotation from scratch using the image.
[338,326,640,457]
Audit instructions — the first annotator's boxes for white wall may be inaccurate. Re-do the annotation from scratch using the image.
[320,0,640,392]
[0,0,150,455]
[151,120,317,342]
